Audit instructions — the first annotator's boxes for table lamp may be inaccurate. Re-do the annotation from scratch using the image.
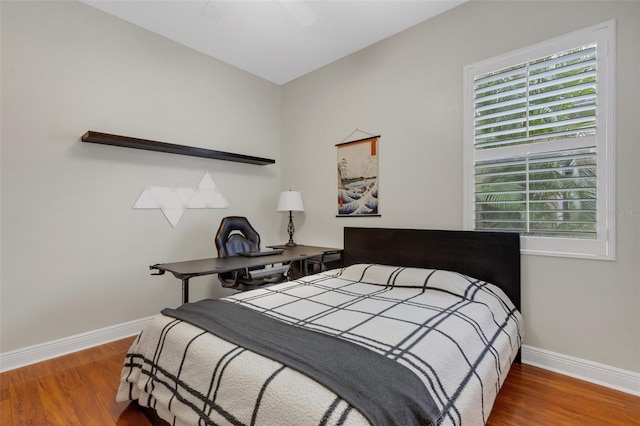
[277,190,305,247]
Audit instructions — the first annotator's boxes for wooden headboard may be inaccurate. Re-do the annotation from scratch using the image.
[343,227,521,310]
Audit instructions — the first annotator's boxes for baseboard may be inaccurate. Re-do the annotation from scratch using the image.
[521,344,640,396]
[0,316,153,372]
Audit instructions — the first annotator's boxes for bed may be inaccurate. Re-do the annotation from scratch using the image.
[117,227,523,425]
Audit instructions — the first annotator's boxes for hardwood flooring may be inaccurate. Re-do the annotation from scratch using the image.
[1,337,638,425]
[488,363,640,425]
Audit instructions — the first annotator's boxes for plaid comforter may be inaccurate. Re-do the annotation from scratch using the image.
[117,264,524,425]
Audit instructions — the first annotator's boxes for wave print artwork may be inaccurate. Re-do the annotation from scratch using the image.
[337,136,380,216]
[338,180,378,215]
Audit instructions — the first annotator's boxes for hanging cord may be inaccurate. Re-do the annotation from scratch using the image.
[340,128,378,144]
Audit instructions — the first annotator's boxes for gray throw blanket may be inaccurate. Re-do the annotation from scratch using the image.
[162,299,441,426]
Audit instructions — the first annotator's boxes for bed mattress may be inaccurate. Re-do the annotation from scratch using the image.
[117,263,524,425]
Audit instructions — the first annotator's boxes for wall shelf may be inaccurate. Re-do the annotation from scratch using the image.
[81,131,275,166]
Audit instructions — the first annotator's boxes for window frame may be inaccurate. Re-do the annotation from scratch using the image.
[463,20,616,260]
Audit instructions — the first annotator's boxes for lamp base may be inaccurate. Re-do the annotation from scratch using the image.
[285,212,297,248]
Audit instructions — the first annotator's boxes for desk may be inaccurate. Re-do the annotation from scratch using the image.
[151,245,342,304]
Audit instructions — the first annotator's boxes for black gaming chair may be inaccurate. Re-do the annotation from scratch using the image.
[214,216,289,291]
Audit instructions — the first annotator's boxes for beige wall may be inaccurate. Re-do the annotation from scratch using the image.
[282,0,640,372]
[1,1,283,352]
[1,0,638,376]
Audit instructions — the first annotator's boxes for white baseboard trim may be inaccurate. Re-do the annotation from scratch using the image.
[0,316,153,372]
[521,344,640,397]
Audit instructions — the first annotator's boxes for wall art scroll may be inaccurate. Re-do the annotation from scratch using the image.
[336,135,380,217]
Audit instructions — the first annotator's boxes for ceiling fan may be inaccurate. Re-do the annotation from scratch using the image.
[202,0,317,27]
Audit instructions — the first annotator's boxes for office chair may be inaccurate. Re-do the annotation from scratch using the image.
[214,216,290,291]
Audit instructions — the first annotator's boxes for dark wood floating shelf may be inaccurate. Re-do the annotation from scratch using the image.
[81,131,275,166]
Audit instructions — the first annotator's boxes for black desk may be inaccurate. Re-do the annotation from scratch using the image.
[151,245,342,304]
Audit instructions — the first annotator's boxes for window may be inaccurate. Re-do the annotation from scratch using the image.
[463,21,615,259]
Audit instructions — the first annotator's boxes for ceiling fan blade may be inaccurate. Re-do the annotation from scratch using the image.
[202,0,317,27]
[279,0,317,27]
[201,0,231,19]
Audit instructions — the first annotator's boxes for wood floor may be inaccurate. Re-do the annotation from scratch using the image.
[1,336,639,425]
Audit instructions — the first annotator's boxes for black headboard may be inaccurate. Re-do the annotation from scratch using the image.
[343,227,521,310]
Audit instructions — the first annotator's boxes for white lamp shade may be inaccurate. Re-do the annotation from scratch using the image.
[277,191,304,212]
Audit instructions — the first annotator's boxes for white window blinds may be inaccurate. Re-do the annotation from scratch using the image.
[474,147,597,238]
[464,21,615,259]
[474,43,597,150]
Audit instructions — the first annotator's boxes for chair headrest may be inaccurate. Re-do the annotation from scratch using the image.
[215,216,261,257]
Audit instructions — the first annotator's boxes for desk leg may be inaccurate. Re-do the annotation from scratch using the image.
[181,278,190,304]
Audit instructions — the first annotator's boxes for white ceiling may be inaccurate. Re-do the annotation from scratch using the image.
[81,0,467,85]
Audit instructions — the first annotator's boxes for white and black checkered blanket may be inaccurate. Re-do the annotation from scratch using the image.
[117,264,523,426]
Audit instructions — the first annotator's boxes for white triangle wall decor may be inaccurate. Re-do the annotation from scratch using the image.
[132,172,228,228]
